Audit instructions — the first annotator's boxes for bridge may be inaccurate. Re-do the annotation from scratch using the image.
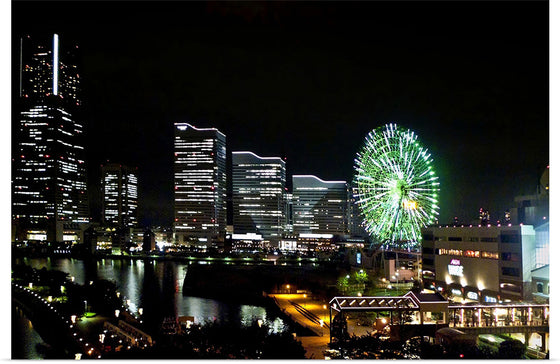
[329,292,549,354]
[447,303,549,352]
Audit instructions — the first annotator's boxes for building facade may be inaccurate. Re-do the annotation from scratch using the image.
[173,123,226,245]
[232,151,286,241]
[421,224,536,303]
[292,175,348,236]
[509,166,549,226]
[12,34,89,243]
[347,182,368,238]
[101,163,138,228]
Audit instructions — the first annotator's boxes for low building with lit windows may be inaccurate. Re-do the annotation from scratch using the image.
[421,224,536,303]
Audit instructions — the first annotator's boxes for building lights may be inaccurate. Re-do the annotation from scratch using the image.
[174,123,226,244]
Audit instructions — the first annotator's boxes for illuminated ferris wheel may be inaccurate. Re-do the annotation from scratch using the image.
[354,123,439,248]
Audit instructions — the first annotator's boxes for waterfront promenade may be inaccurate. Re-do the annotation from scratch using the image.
[268,293,331,359]
[269,293,375,359]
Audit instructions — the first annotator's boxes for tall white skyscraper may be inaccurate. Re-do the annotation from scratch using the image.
[173,123,226,245]
[232,151,286,240]
[12,34,89,243]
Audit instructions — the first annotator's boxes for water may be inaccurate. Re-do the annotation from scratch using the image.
[14,257,287,333]
[12,306,47,359]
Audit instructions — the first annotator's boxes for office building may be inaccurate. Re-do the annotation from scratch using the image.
[509,166,549,226]
[101,163,138,228]
[12,34,89,243]
[292,175,348,236]
[232,151,286,241]
[347,182,368,238]
[173,123,226,245]
[421,224,536,302]
[534,222,549,268]
[284,192,293,234]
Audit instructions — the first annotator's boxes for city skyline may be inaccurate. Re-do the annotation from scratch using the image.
[12,1,549,227]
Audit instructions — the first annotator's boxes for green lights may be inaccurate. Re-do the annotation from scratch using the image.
[354,123,440,248]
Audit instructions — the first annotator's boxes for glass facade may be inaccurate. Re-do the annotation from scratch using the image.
[232,151,286,240]
[13,34,88,243]
[101,163,138,228]
[292,175,348,235]
[173,123,226,244]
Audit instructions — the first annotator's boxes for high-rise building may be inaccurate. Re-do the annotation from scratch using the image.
[347,182,368,238]
[173,123,226,245]
[101,163,138,228]
[284,192,293,234]
[292,175,348,235]
[232,151,286,240]
[12,34,89,243]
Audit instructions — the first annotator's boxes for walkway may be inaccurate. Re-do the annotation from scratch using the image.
[269,293,375,359]
[269,294,331,359]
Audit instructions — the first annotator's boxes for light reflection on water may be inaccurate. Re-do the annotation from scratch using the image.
[18,257,287,333]
[12,307,47,359]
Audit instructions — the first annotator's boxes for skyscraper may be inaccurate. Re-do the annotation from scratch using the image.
[101,163,138,228]
[292,175,348,235]
[347,182,368,238]
[12,34,89,243]
[173,123,226,245]
[232,151,286,240]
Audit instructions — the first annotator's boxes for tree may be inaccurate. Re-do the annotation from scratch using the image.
[498,339,526,359]
[337,275,349,293]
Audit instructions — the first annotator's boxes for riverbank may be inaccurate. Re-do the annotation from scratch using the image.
[12,283,87,358]
[12,248,337,268]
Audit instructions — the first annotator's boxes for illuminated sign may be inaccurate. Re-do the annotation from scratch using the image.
[467,292,478,300]
[464,250,480,258]
[484,296,497,303]
[451,289,462,296]
[448,259,464,277]
[356,252,362,265]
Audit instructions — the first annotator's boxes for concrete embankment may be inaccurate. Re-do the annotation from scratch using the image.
[182,263,339,302]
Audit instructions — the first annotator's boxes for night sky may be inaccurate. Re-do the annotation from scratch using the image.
[12,1,549,227]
